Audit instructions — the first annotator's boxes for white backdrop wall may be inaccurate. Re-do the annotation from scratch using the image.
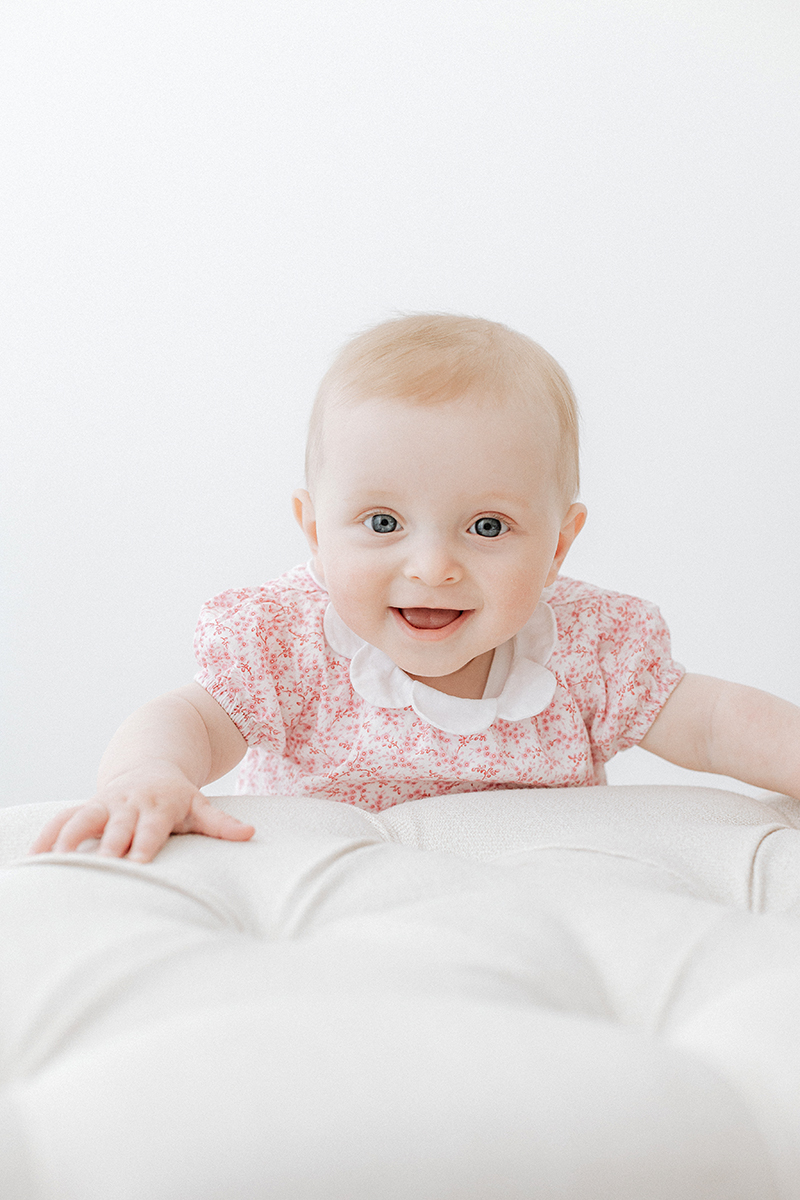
[2,1,798,806]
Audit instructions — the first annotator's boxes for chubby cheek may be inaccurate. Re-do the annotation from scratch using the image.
[492,566,549,631]
[507,556,548,598]
[320,559,387,635]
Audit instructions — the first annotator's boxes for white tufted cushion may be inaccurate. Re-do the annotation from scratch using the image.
[1,785,800,1199]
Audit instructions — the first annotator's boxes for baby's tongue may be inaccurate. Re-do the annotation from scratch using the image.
[401,608,460,630]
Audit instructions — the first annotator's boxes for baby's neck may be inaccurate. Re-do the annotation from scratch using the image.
[407,647,495,700]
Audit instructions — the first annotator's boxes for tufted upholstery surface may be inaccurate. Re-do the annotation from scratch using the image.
[2,784,800,1199]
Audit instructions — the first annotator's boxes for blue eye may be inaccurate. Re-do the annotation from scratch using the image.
[365,513,399,533]
[471,516,508,538]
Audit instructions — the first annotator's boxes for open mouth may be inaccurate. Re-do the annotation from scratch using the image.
[395,608,464,630]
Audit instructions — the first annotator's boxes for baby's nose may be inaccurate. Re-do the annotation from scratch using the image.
[404,537,462,587]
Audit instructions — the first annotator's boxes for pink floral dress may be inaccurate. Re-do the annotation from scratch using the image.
[194,564,684,811]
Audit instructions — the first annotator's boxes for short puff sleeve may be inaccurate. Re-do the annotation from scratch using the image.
[551,582,684,764]
[193,588,305,753]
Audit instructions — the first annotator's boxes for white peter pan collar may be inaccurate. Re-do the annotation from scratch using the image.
[310,564,559,735]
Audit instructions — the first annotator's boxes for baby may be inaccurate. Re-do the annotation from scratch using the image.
[33,314,800,862]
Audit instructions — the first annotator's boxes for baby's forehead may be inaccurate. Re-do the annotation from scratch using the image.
[318,389,562,478]
[307,379,573,501]
[329,389,560,460]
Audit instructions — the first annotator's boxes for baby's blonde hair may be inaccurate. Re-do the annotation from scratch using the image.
[306,313,580,501]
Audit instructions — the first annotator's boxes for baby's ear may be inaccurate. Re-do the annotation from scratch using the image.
[546,503,587,586]
[292,489,319,555]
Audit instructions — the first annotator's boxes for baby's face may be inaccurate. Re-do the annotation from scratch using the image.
[294,393,585,696]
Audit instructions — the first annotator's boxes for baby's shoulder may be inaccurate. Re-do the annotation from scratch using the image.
[549,576,666,646]
[199,563,326,634]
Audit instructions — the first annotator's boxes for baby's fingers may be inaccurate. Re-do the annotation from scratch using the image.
[96,804,145,859]
[179,795,256,843]
[123,807,180,863]
[29,802,110,854]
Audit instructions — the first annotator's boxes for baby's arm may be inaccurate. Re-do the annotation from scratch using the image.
[639,673,800,800]
[30,683,254,863]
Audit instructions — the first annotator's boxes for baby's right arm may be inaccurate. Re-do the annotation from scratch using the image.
[30,684,254,863]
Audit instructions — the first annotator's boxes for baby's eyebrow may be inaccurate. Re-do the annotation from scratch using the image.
[341,489,402,506]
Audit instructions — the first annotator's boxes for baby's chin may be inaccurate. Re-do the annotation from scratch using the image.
[389,646,476,681]
[398,644,497,698]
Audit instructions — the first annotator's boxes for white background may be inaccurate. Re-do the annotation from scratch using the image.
[1,0,798,807]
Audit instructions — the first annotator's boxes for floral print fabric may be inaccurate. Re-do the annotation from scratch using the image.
[194,564,684,811]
